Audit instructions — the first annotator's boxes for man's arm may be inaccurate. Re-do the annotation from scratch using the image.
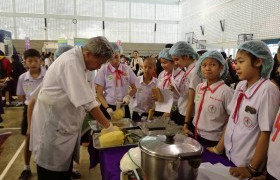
[89,106,110,128]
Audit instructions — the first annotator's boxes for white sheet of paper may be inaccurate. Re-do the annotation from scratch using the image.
[197,163,245,180]
[155,89,173,113]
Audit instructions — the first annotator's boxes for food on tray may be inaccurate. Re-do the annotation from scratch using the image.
[123,130,142,144]
[99,130,125,147]
[100,126,120,136]
[147,109,154,120]
[112,109,125,121]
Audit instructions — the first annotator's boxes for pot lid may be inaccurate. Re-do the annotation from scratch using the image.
[139,134,202,159]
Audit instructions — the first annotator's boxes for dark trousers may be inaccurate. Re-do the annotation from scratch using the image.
[267,172,277,180]
[197,134,219,147]
[100,104,130,119]
[21,105,28,135]
[0,90,3,114]
[132,111,148,122]
[37,165,71,180]
[172,111,185,126]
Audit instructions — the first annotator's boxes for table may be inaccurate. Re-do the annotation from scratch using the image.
[89,142,235,180]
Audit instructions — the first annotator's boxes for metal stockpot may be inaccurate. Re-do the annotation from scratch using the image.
[139,134,202,180]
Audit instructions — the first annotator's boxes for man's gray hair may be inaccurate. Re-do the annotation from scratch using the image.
[84,36,113,61]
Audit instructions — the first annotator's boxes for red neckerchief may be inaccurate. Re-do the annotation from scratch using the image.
[180,65,195,88]
[232,79,266,124]
[162,69,182,89]
[108,64,126,86]
[272,112,280,142]
[194,82,225,139]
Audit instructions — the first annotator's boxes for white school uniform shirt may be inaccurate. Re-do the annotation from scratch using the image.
[224,78,280,166]
[132,75,157,113]
[29,46,100,171]
[178,62,203,116]
[16,67,46,105]
[95,63,137,105]
[157,68,183,104]
[45,57,52,67]
[267,107,280,179]
[193,80,233,141]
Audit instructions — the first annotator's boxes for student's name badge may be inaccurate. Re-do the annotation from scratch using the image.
[195,94,201,102]
[23,84,32,92]
[107,75,113,81]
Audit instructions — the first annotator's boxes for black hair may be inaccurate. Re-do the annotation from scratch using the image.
[220,52,227,59]
[197,50,207,56]
[11,54,20,62]
[165,44,173,48]
[270,54,279,80]
[0,50,4,56]
[23,49,40,60]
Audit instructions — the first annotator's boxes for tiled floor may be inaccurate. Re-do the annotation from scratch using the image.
[0,107,102,180]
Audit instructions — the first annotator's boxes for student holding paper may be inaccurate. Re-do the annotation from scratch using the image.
[153,48,183,119]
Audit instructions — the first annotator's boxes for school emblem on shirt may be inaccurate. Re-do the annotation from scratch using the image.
[243,116,253,128]
[107,75,113,81]
[137,88,143,93]
[208,105,216,113]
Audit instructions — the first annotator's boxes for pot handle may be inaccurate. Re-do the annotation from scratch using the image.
[178,153,201,160]
[165,133,175,144]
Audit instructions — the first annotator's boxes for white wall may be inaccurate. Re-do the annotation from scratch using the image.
[179,0,280,52]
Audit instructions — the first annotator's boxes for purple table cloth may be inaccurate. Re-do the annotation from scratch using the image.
[89,145,235,180]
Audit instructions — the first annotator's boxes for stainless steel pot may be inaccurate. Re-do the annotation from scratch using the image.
[139,134,202,180]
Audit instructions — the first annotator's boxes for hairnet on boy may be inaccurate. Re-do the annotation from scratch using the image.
[110,42,123,54]
[238,40,273,78]
[159,48,173,61]
[196,50,228,79]
[54,45,74,59]
[169,41,199,60]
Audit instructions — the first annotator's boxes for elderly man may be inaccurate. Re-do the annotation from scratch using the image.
[29,37,117,180]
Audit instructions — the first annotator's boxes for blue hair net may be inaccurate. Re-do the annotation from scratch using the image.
[169,41,199,60]
[159,48,173,61]
[110,42,123,54]
[237,40,273,78]
[54,45,74,59]
[196,50,228,79]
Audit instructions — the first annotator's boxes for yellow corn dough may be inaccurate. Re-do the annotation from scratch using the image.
[100,126,120,136]
[112,109,125,121]
[99,130,125,148]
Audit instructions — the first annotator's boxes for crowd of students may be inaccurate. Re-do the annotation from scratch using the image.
[95,40,280,180]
